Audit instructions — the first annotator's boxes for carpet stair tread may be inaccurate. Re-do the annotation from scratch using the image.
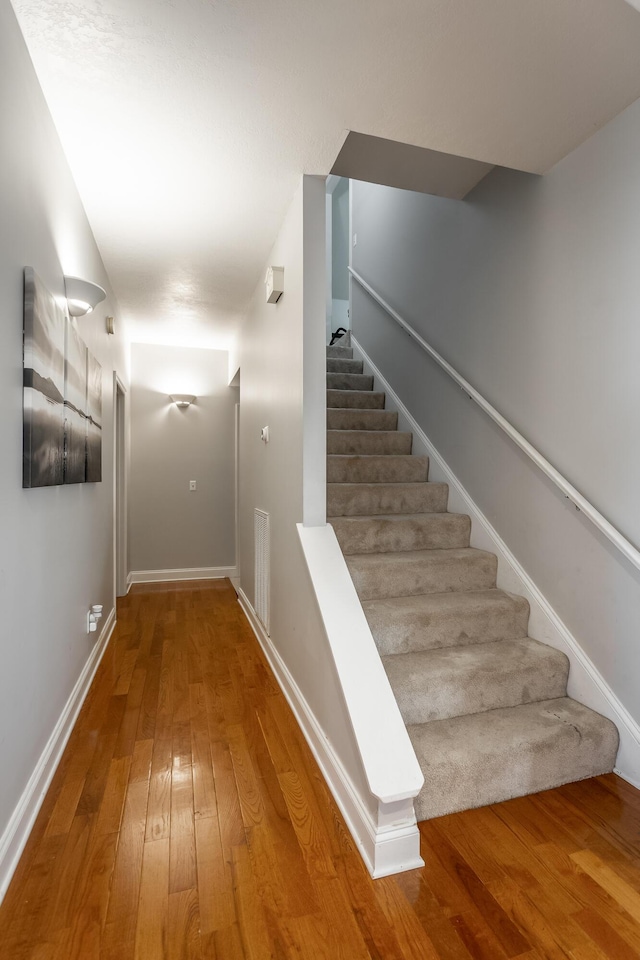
[327,389,385,409]
[326,345,353,359]
[327,481,448,516]
[327,454,429,484]
[408,697,618,820]
[326,357,363,374]
[362,589,531,654]
[345,547,497,600]
[327,430,412,455]
[327,372,374,391]
[327,408,399,431]
[383,637,569,724]
[330,512,470,554]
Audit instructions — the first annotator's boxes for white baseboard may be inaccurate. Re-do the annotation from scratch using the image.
[237,588,423,879]
[128,566,238,584]
[0,607,116,903]
[353,336,640,786]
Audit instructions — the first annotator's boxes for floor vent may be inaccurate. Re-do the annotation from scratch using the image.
[254,508,270,635]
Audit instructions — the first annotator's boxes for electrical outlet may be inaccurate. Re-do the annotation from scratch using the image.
[189,480,197,491]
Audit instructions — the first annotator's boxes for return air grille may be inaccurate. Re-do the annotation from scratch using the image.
[254,508,270,635]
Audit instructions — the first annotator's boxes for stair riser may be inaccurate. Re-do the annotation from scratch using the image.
[327,373,374,392]
[327,455,428,483]
[326,358,363,374]
[384,641,569,725]
[327,431,412,455]
[364,593,531,654]
[328,483,448,517]
[346,552,497,601]
[327,409,398,431]
[331,514,470,555]
[409,698,619,821]
[326,346,353,359]
[327,390,385,409]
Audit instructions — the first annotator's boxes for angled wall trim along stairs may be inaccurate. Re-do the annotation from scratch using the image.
[351,336,640,791]
[326,335,619,821]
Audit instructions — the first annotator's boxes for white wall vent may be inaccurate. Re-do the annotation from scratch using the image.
[254,508,270,635]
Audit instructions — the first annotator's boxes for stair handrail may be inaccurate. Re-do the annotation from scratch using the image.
[349,265,640,574]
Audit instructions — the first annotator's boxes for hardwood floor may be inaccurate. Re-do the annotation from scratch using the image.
[2,580,640,959]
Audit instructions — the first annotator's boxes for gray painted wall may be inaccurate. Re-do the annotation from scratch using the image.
[129,343,237,572]
[0,0,128,861]
[351,96,640,730]
[238,177,372,808]
[332,178,350,301]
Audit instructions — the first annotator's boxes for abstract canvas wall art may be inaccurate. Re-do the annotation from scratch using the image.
[64,318,88,484]
[86,350,102,483]
[23,267,103,487]
[23,268,66,487]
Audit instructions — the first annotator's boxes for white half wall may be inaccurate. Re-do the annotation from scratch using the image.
[0,0,128,899]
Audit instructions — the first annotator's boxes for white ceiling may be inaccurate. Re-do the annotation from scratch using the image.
[11,0,640,350]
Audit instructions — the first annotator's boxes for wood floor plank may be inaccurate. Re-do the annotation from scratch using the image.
[486,875,605,960]
[170,758,197,894]
[105,779,149,928]
[54,830,119,960]
[167,888,202,960]
[145,737,172,841]
[95,755,132,835]
[133,837,170,959]
[570,849,640,922]
[573,906,640,960]
[43,777,86,839]
[129,737,154,783]
[229,843,277,960]
[195,815,237,935]
[4,580,640,960]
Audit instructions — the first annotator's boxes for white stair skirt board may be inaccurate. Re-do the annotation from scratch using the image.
[0,608,116,904]
[238,574,424,880]
[352,335,640,787]
[128,566,238,584]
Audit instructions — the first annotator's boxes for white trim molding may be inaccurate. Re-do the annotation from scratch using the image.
[0,608,116,903]
[128,566,237,584]
[238,584,424,879]
[352,335,640,788]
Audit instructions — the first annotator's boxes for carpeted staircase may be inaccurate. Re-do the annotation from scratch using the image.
[326,337,619,821]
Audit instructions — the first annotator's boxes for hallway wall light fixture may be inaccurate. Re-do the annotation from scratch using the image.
[64,275,107,317]
[170,394,196,407]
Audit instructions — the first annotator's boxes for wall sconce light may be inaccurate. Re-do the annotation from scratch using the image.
[264,266,284,303]
[170,394,196,408]
[64,275,107,317]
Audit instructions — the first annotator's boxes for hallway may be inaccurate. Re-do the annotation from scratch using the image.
[2,580,640,959]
